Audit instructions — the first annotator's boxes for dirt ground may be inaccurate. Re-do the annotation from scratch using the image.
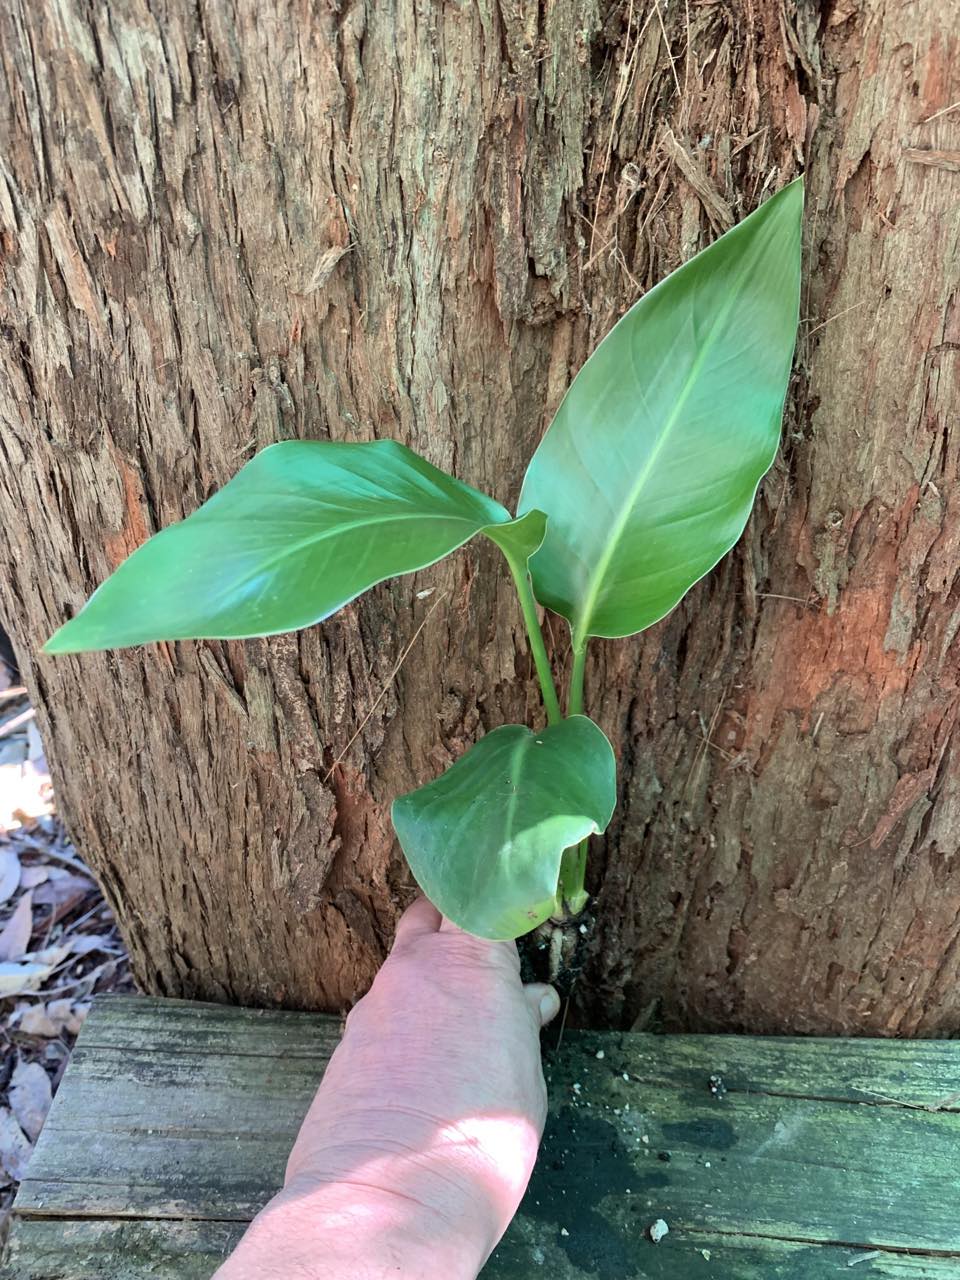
[0,660,132,1231]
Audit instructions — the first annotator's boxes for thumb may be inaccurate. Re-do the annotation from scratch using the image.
[524,982,561,1028]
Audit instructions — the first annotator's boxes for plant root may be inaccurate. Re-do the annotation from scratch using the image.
[518,903,595,1000]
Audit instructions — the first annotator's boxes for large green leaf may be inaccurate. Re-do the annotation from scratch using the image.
[519,178,803,645]
[45,440,536,653]
[392,715,616,939]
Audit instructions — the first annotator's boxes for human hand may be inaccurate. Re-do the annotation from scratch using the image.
[217,898,559,1279]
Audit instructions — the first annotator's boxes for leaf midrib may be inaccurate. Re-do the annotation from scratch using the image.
[571,241,760,648]
[196,508,500,612]
[500,732,531,859]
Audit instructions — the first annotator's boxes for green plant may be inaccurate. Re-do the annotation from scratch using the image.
[45,179,803,941]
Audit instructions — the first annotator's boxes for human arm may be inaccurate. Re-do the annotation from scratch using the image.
[215,897,559,1279]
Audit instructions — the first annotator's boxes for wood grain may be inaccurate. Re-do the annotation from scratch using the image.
[9,1218,960,1280]
[7,996,960,1278]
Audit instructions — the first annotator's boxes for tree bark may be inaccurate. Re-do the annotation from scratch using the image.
[0,0,956,1031]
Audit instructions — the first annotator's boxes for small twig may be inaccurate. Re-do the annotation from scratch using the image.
[731,126,768,158]
[68,899,115,934]
[555,996,571,1052]
[587,0,654,262]
[21,845,94,877]
[859,1087,960,1112]
[920,99,960,124]
[0,687,28,703]
[755,592,816,606]
[804,300,870,339]
[682,0,691,125]
[653,0,682,99]
[0,707,35,738]
[696,735,755,774]
[682,686,728,798]
[696,734,736,763]
[322,592,446,784]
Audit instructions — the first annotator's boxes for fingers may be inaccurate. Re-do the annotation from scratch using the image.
[523,982,561,1028]
[392,895,442,946]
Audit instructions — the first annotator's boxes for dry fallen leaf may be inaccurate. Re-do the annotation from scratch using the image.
[70,934,115,957]
[0,962,51,997]
[45,998,89,1037]
[0,1108,32,1181]
[26,944,71,968]
[19,865,48,889]
[0,890,34,961]
[9,1060,53,1142]
[16,1005,59,1037]
[0,944,69,997]
[66,1001,90,1035]
[33,872,93,908]
[0,848,20,905]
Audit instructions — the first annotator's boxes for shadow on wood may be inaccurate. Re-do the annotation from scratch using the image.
[5,995,960,1278]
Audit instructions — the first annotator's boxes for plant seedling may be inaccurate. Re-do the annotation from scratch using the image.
[46,180,803,946]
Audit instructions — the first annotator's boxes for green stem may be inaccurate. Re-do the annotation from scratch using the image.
[554,639,591,916]
[556,839,589,917]
[568,643,587,717]
[504,554,562,726]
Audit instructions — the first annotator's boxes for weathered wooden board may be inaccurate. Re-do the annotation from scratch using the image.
[6,995,960,1280]
[76,997,960,1111]
[8,1218,960,1280]
[73,996,343,1059]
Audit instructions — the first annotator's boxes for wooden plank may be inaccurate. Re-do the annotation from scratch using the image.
[569,1029,960,1112]
[5,1217,959,1280]
[1,1219,243,1280]
[85,995,960,1111]
[76,994,342,1059]
[19,1042,960,1251]
[10,995,960,1278]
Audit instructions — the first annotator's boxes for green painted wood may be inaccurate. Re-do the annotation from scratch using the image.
[6,995,960,1280]
[6,1218,960,1280]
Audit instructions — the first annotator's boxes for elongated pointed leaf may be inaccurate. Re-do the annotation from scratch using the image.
[46,440,526,653]
[392,716,616,940]
[519,178,803,645]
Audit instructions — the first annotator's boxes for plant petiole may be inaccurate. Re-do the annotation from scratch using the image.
[502,548,563,725]
[556,838,589,917]
[568,642,587,717]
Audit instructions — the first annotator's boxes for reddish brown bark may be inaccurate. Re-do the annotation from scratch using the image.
[0,0,957,1032]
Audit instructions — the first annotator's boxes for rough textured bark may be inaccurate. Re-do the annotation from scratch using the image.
[0,0,956,1030]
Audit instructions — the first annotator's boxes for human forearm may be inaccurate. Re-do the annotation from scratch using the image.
[216,899,557,1280]
[214,1177,490,1280]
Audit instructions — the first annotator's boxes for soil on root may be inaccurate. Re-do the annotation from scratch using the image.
[518,904,595,1001]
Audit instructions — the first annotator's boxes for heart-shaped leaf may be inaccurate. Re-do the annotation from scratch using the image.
[519,178,803,645]
[392,715,616,939]
[46,440,532,653]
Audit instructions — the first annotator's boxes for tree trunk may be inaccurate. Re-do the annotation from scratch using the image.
[1,0,956,1031]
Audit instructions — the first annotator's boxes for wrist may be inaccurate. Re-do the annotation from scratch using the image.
[215,1177,489,1280]
[284,1110,539,1253]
